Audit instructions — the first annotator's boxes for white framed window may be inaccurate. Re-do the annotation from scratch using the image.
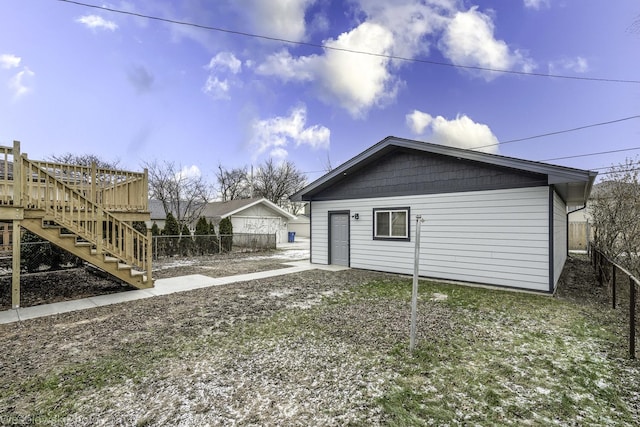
[373,207,410,241]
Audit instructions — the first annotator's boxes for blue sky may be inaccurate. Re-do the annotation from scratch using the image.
[1,0,639,187]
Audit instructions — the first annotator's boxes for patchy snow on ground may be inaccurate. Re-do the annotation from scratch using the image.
[244,249,309,261]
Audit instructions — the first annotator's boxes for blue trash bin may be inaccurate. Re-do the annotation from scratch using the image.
[288,231,296,242]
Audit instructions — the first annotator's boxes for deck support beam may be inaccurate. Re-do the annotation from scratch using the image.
[11,220,20,309]
[11,141,22,309]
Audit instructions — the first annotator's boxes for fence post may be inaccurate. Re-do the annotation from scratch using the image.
[612,266,616,309]
[630,278,636,360]
[597,252,603,285]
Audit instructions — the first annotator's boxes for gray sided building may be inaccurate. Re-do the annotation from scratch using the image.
[291,136,597,293]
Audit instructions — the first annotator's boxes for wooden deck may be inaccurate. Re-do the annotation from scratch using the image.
[1,141,153,308]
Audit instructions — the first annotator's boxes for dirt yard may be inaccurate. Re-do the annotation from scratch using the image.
[0,249,308,310]
[0,254,638,426]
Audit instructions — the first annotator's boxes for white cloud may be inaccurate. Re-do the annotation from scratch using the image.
[257,21,399,118]
[202,76,231,100]
[255,0,457,117]
[523,0,550,10]
[176,165,201,180]
[354,0,454,60]
[438,6,535,80]
[234,0,314,42]
[75,15,118,31]
[206,52,242,74]
[9,67,35,100]
[406,110,433,134]
[0,54,21,69]
[320,22,398,117]
[255,1,534,115]
[250,105,330,160]
[203,52,243,100]
[255,50,316,82]
[269,147,289,161]
[406,110,499,153]
[549,56,589,74]
[76,15,118,31]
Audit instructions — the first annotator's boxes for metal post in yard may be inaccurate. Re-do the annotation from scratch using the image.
[410,215,424,353]
[612,266,616,309]
[146,229,152,284]
[630,278,636,360]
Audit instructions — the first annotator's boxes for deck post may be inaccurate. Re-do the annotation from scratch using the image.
[11,221,20,309]
[11,141,22,309]
[91,161,97,204]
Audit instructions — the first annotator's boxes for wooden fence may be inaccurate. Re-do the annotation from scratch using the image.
[589,244,638,359]
[569,222,592,250]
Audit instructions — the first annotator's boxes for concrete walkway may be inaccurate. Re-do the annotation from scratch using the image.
[0,260,347,325]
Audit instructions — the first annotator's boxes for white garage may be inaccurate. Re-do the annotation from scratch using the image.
[203,198,295,243]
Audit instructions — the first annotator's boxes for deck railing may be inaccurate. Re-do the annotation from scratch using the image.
[19,155,150,272]
[0,142,150,274]
[0,143,148,211]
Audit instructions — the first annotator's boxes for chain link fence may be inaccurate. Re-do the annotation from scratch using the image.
[0,240,83,277]
[0,233,277,277]
[150,233,276,260]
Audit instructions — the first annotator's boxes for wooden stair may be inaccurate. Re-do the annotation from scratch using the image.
[20,217,153,288]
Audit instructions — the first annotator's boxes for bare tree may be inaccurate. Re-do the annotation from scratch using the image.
[590,158,640,276]
[215,164,251,201]
[321,152,333,173]
[253,158,307,214]
[48,153,120,169]
[144,160,212,230]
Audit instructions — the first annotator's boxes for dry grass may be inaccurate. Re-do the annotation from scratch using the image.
[0,256,638,426]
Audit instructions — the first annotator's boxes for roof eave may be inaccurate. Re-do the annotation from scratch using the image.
[291,136,598,202]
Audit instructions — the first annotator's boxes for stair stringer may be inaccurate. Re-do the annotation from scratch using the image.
[20,217,153,289]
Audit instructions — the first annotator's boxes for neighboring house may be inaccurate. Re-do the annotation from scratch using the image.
[291,136,597,293]
[288,214,310,238]
[202,197,295,243]
[148,199,168,231]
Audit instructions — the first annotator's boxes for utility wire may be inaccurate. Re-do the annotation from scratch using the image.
[540,146,640,162]
[468,115,640,152]
[56,0,640,84]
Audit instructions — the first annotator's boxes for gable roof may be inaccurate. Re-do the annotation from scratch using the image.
[148,199,199,221]
[291,136,598,204]
[201,197,295,220]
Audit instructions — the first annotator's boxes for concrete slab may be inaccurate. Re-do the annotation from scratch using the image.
[16,298,99,321]
[148,274,226,296]
[88,289,156,307]
[0,309,19,324]
[283,260,350,272]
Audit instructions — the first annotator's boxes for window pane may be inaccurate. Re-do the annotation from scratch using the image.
[391,211,407,237]
[376,211,390,236]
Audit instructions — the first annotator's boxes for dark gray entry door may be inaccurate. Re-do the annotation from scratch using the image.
[330,213,349,266]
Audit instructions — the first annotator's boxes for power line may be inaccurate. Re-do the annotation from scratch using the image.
[469,115,640,152]
[56,0,640,84]
[540,146,640,162]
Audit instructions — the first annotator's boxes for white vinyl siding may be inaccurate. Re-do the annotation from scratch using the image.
[311,186,551,291]
[553,190,567,288]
